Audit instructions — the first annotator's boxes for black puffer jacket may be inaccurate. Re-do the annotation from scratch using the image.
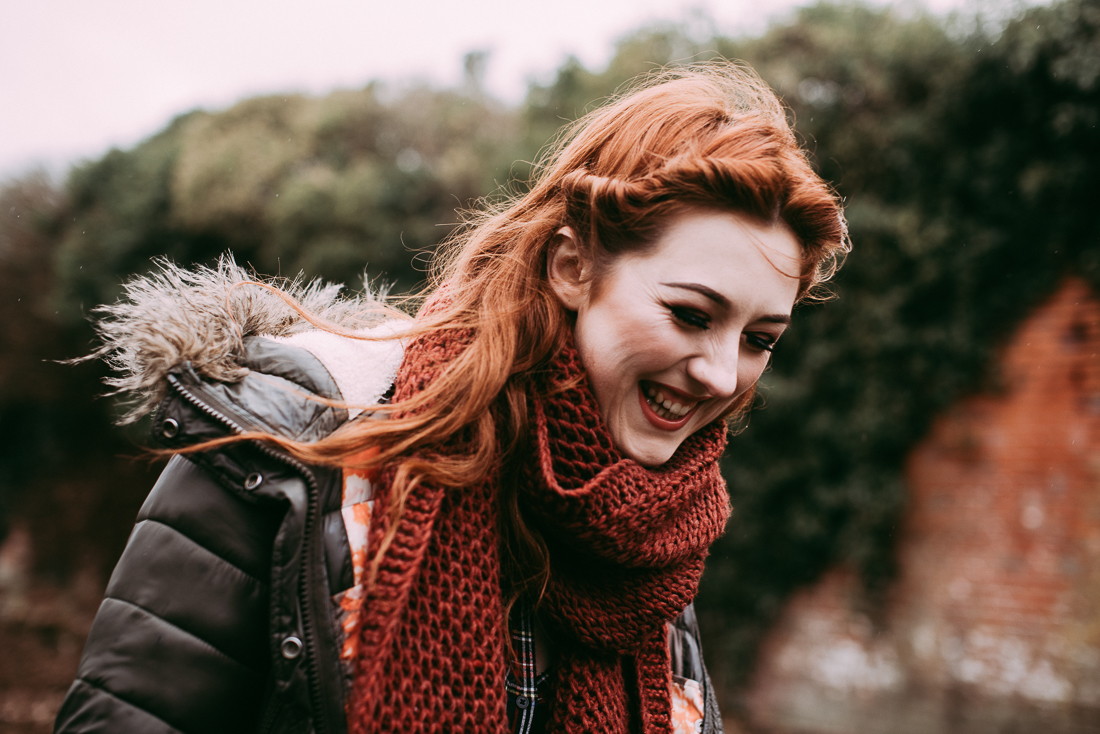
[54,261,724,734]
[56,336,356,734]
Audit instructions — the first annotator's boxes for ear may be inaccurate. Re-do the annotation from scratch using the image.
[547,227,591,312]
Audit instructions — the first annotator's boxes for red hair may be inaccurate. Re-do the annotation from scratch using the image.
[221,62,849,597]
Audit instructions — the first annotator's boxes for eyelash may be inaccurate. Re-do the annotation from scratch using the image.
[668,305,710,330]
[668,304,778,352]
[746,334,777,353]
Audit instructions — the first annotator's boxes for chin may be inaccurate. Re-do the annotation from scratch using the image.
[618,436,677,468]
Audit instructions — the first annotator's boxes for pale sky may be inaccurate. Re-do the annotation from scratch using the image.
[0,0,1043,179]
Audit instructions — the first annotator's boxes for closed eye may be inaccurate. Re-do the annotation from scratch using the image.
[668,305,710,330]
[746,333,778,352]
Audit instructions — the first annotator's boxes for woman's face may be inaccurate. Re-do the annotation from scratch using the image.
[549,208,802,467]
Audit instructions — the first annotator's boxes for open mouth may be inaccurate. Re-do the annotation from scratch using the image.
[639,381,698,428]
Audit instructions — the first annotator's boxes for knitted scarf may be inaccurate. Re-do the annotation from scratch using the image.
[348,327,730,734]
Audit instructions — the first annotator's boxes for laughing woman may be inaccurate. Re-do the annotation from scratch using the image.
[55,63,848,734]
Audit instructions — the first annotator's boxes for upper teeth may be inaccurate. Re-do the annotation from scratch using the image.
[645,385,693,417]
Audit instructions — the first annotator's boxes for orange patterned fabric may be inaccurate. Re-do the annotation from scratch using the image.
[670,678,704,734]
[337,446,380,666]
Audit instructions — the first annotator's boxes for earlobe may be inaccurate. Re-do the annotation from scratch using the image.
[547,227,589,312]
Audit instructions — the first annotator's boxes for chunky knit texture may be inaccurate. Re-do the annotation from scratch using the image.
[348,328,730,734]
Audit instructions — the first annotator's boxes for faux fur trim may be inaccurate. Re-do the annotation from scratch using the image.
[270,324,406,420]
[86,255,403,424]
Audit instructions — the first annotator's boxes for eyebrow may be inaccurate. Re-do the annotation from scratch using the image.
[661,282,792,325]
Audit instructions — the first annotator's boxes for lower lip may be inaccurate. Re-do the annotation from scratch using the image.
[638,384,696,430]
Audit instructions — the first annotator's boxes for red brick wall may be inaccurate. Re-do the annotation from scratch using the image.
[746,278,1100,732]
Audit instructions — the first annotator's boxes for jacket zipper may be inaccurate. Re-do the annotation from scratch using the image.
[166,373,332,734]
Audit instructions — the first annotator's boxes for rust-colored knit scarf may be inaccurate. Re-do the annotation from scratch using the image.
[348,328,730,734]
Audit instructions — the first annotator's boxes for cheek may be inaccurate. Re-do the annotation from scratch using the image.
[707,358,769,422]
[578,307,662,366]
[572,312,632,401]
[573,310,669,410]
[737,355,772,397]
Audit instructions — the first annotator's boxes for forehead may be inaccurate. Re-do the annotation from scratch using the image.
[619,209,802,310]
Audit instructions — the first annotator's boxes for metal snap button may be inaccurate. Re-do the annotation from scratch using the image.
[281,636,303,659]
[161,418,179,439]
[515,695,529,709]
[244,473,263,490]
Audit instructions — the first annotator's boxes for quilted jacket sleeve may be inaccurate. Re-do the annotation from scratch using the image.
[54,455,285,734]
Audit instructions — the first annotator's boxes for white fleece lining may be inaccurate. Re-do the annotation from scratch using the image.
[269,321,407,419]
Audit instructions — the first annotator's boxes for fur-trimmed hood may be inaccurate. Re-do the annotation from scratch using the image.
[88,256,408,423]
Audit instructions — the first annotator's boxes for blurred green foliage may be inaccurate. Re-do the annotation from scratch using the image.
[53,83,524,316]
[1,0,1097,695]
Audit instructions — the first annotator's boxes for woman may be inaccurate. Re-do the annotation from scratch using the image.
[55,63,848,734]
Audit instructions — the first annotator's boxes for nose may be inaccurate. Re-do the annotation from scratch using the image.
[686,342,739,399]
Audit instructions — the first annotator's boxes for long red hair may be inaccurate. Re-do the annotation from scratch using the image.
[224,62,849,597]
